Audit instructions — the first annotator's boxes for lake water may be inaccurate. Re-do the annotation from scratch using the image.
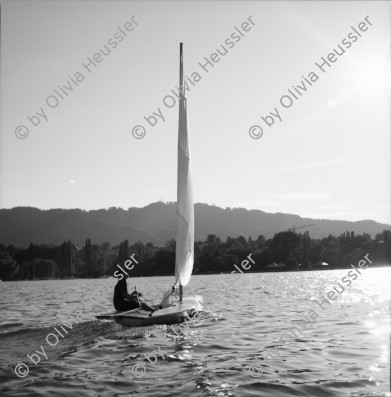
[0,267,390,397]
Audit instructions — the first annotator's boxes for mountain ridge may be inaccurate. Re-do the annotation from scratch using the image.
[0,202,389,247]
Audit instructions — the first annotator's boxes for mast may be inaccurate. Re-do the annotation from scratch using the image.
[174,43,194,298]
[179,42,183,302]
[180,43,183,90]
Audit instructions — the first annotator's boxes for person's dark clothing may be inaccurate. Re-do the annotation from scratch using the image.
[113,279,140,311]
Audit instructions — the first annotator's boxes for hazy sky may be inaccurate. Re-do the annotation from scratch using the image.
[1,0,390,224]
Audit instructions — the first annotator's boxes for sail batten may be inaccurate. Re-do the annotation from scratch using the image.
[174,43,194,288]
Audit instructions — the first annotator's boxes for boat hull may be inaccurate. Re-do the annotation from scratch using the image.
[96,295,203,327]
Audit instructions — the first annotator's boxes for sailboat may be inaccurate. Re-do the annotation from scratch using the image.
[97,43,203,327]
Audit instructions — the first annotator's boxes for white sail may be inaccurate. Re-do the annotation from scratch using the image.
[174,43,194,287]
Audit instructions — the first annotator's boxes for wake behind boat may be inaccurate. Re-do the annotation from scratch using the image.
[96,43,203,327]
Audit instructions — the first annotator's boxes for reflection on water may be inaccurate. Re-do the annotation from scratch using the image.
[0,267,390,396]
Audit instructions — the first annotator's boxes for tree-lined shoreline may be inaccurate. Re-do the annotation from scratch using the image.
[1,229,390,281]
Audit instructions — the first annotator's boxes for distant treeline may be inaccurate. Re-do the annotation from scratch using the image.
[0,230,390,280]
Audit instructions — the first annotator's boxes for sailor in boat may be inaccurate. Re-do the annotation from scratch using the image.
[113,274,155,312]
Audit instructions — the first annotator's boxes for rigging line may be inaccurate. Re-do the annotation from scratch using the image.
[149,287,176,317]
[177,145,190,160]
[176,211,191,225]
